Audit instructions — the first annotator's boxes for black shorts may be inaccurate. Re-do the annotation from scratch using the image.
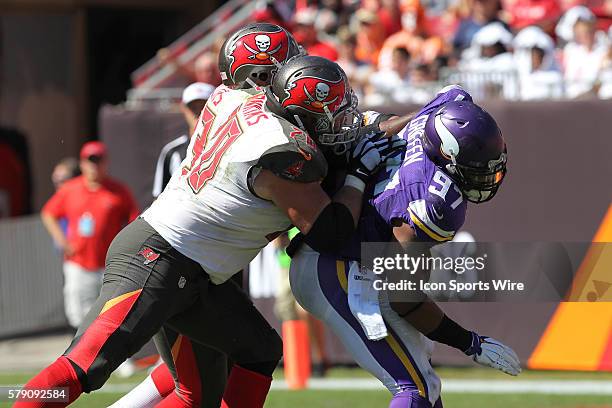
[62,217,282,398]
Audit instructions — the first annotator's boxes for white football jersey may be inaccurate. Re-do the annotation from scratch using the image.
[143,85,326,283]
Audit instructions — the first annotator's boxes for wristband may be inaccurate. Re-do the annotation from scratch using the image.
[425,315,473,352]
[344,175,366,192]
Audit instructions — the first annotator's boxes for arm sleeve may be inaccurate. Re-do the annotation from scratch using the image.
[302,202,355,254]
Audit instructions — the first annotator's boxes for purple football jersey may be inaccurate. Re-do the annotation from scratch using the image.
[338,86,471,259]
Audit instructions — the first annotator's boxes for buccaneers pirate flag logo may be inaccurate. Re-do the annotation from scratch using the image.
[280,76,346,114]
[227,28,289,83]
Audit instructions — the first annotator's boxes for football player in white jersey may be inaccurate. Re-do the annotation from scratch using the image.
[107,24,419,408]
[16,32,406,408]
[108,23,306,408]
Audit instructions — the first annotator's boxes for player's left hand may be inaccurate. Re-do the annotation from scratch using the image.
[464,332,521,376]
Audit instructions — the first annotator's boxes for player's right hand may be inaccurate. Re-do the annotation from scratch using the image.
[347,131,406,185]
[465,332,521,376]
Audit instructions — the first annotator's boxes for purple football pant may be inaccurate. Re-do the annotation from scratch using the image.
[290,246,442,406]
[389,389,444,408]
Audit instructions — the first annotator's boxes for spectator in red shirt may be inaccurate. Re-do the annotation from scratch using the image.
[505,0,562,34]
[41,141,139,328]
[293,8,339,60]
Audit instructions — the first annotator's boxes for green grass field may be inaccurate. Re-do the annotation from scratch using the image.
[1,368,611,407]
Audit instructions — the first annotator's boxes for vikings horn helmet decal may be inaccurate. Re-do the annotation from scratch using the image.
[219,23,302,89]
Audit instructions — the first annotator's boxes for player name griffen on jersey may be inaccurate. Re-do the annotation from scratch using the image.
[337,87,469,261]
[143,86,327,283]
[372,86,469,243]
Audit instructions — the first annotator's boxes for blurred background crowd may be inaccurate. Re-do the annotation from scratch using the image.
[156,0,612,104]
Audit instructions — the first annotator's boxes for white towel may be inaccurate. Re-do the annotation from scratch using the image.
[347,261,388,341]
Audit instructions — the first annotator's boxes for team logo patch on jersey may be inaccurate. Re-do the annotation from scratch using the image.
[227,28,289,82]
[281,76,346,114]
[138,247,160,265]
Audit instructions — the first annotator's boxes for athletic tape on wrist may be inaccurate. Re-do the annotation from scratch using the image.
[344,175,366,192]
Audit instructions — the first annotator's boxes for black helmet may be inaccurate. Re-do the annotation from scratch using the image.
[218,23,303,89]
[268,55,362,154]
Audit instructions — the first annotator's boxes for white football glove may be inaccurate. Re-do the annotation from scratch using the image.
[464,333,521,376]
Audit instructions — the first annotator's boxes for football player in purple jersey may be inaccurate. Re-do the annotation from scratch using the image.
[289,85,519,408]
[107,85,516,408]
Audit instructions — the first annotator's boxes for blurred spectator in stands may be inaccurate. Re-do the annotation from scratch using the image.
[504,0,562,34]
[598,27,612,98]
[353,8,388,65]
[362,0,403,37]
[293,7,339,60]
[153,82,214,198]
[336,27,359,78]
[325,0,360,28]
[411,64,438,103]
[51,158,80,252]
[52,158,80,191]
[460,22,518,99]
[557,3,612,47]
[379,0,446,68]
[421,0,461,38]
[366,47,412,104]
[563,11,609,98]
[514,26,564,99]
[41,141,139,329]
[336,27,372,97]
[453,0,506,53]
[253,0,294,29]
[461,22,514,69]
[193,53,222,85]
[157,50,222,87]
[556,5,598,45]
[557,0,612,32]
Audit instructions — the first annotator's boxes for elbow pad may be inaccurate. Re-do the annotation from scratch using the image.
[303,202,355,254]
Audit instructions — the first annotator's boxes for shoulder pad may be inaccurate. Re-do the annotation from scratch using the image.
[257,124,327,183]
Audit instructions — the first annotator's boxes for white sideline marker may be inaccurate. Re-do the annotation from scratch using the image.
[95,378,612,395]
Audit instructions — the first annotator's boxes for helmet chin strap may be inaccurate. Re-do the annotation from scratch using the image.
[269,56,282,69]
[323,105,334,124]
[245,77,258,89]
[293,114,306,131]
